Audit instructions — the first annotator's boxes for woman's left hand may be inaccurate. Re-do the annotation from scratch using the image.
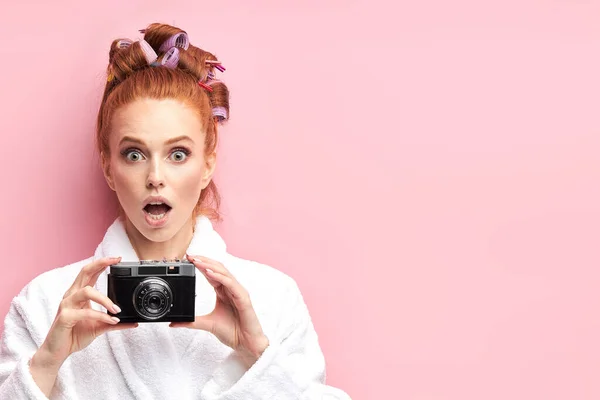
[170,255,269,367]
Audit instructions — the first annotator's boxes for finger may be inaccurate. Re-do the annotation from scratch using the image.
[67,285,121,314]
[86,263,112,289]
[195,266,222,288]
[66,257,121,297]
[58,308,120,327]
[170,316,214,332]
[190,269,225,305]
[77,257,121,288]
[190,265,228,302]
[169,322,192,329]
[213,285,231,303]
[186,256,235,302]
[187,254,226,272]
[98,322,139,336]
[187,255,231,277]
[205,270,251,309]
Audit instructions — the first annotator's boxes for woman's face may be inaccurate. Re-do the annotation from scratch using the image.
[102,98,215,243]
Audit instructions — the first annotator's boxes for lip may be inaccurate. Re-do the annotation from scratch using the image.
[142,195,172,208]
[142,195,172,229]
[144,209,170,228]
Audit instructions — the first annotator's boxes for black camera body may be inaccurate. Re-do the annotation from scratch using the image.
[107,260,196,323]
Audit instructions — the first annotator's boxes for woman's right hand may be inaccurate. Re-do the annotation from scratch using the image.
[30,257,138,396]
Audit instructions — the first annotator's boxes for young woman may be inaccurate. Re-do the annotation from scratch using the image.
[0,23,351,399]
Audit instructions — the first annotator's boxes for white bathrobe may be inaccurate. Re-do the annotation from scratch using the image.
[0,216,351,399]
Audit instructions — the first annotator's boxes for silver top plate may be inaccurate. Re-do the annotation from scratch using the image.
[110,261,195,277]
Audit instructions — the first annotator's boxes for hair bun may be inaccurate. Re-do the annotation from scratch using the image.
[104,23,231,124]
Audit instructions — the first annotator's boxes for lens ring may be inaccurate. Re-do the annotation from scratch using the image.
[133,277,173,320]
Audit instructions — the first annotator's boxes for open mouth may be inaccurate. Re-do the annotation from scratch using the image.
[143,203,172,220]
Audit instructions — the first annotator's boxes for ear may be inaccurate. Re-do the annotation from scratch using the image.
[201,151,217,189]
[101,151,116,191]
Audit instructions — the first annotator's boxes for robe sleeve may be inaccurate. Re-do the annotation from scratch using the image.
[200,277,352,400]
[0,295,51,400]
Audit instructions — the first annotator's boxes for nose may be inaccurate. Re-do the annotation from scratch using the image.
[146,159,165,189]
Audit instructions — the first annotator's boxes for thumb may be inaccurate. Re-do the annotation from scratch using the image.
[98,322,139,336]
[170,315,214,332]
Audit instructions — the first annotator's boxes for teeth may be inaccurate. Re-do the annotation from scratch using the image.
[149,202,164,205]
[147,213,166,220]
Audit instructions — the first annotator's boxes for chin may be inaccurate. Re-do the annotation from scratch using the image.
[139,224,179,243]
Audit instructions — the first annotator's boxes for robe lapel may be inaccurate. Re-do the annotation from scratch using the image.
[92,216,228,399]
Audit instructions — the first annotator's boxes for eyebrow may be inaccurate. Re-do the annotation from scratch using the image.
[119,135,194,146]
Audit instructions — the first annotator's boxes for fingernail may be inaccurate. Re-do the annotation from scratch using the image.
[111,317,120,324]
[206,268,214,274]
[112,304,122,314]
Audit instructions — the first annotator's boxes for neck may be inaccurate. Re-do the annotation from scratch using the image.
[124,217,194,261]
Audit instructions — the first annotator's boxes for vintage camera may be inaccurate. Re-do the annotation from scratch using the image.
[107,259,196,323]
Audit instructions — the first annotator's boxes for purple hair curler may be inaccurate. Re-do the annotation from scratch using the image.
[159,32,190,53]
[116,39,132,49]
[212,107,228,121]
[161,47,180,69]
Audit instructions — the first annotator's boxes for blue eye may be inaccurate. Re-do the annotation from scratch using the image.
[170,149,189,162]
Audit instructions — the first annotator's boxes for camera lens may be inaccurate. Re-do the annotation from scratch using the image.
[148,295,161,309]
[133,277,173,320]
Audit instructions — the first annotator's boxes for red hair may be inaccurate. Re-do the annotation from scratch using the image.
[96,23,229,221]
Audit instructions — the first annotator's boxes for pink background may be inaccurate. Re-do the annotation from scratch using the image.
[1,1,600,399]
